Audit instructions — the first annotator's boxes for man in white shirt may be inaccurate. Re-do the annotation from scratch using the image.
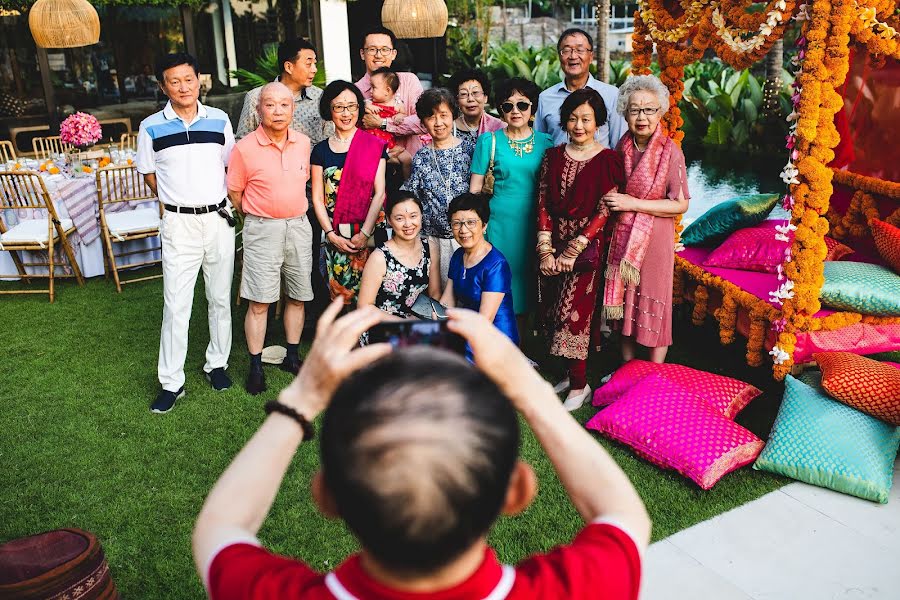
[136,52,236,414]
[534,28,627,148]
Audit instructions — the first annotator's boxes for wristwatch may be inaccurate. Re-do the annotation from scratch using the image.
[380,118,388,131]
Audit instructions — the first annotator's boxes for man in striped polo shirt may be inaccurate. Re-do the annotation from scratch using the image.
[136,52,237,414]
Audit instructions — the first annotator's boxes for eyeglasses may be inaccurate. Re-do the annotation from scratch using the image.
[457,90,485,101]
[500,101,532,114]
[627,107,661,117]
[364,46,395,56]
[559,47,591,57]
[331,103,359,114]
[450,218,481,231]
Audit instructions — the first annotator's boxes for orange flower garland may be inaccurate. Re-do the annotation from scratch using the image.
[851,0,900,60]
[716,294,739,344]
[692,284,709,324]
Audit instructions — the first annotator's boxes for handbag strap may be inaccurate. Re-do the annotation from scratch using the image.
[488,133,496,170]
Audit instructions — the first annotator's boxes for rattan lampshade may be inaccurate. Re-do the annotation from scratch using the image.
[382,0,448,39]
[29,0,100,48]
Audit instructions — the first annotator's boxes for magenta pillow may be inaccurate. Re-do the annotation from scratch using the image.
[702,223,854,273]
[702,223,790,273]
[586,374,765,489]
[592,359,761,419]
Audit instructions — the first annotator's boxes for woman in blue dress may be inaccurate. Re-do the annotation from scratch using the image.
[440,192,518,346]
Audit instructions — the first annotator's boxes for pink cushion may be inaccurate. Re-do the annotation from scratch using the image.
[593,359,762,419]
[702,222,854,273]
[586,374,765,489]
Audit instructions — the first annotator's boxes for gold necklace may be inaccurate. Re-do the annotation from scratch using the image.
[507,128,535,158]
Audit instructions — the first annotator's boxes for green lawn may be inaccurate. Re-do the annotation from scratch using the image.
[0,271,788,598]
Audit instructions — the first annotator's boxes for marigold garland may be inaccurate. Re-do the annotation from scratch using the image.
[692,285,709,324]
[715,294,739,344]
[851,0,900,60]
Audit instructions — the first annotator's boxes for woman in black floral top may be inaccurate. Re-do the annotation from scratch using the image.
[358,191,441,317]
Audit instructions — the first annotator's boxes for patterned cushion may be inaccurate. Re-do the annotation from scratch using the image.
[592,359,761,419]
[820,261,900,316]
[703,223,790,273]
[871,218,900,274]
[586,374,764,489]
[681,193,779,247]
[814,352,900,426]
[824,236,855,261]
[754,373,900,503]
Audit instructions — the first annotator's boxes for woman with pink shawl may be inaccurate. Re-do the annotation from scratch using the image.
[602,75,690,364]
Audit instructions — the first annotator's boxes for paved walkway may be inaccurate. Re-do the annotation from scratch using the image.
[642,458,900,599]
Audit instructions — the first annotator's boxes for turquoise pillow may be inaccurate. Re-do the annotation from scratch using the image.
[682,193,779,247]
[753,373,900,503]
[820,262,900,316]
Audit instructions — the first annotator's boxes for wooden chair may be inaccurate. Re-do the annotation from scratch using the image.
[0,171,84,302]
[95,165,162,292]
[0,140,16,163]
[32,136,72,160]
[119,132,138,153]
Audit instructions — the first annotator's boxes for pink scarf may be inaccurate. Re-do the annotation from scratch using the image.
[332,131,386,227]
[603,126,673,320]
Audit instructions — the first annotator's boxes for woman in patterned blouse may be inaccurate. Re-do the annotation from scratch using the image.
[357,191,441,318]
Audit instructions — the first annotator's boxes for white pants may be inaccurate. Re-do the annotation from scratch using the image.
[428,235,460,290]
[158,210,235,391]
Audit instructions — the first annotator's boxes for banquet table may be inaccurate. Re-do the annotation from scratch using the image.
[0,165,161,280]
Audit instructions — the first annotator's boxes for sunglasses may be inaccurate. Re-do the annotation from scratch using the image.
[500,101,532,114]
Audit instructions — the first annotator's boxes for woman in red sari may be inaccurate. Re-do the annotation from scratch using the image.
[537,88,625,411]
[602,75,690,364]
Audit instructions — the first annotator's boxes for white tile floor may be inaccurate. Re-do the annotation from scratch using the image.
[642,459,900,600]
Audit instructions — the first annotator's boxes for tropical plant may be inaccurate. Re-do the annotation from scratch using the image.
[484,42,563,89]
[230,45,327,91]
[680,63,793,153]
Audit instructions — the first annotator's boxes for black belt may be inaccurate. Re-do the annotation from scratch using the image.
[164,200,235,227]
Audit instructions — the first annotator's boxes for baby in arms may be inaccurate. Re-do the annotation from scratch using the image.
[367,67,412,179]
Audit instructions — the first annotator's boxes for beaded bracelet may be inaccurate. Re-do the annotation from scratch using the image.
[264,400,315,440]
[361,228,372,239]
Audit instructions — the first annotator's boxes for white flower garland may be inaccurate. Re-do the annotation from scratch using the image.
[712,0,790,54]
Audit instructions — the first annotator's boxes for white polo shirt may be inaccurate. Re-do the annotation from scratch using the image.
[136,100,235,208]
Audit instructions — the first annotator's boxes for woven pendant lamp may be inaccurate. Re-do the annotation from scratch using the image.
[381,0,448,39]
[29,0,100,48]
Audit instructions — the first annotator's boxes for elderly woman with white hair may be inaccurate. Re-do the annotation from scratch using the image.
[601,74,690,365]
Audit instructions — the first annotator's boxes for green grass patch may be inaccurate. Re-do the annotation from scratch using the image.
[0,272,787,597]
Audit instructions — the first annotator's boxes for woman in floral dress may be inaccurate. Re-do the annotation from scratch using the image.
[358,191,441,317]
[311,80,388,304]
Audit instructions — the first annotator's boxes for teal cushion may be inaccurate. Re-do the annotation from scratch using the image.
[753,373,900,503]
[682,193,779,247]
[820,262,900,316]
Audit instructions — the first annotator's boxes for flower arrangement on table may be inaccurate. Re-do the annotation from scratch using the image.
[60,112,102,150]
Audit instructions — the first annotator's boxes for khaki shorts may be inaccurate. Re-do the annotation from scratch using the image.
[240,214,313,303]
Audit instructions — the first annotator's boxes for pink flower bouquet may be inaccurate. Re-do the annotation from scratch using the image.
[59,112,102,149]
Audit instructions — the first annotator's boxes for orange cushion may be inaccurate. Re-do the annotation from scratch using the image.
[813,352,900,426]
[871,218,900,274]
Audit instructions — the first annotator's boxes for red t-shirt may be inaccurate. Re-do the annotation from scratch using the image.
[207,521,641,600]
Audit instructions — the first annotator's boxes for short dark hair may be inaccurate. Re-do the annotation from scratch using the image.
[386,190,423,217]
[321,348,519,574]
[559,87,608,130]
[155,52,199,83]
[447,192,491,224]
[493,77,540,108]
[371,67,401,94]
[557,28,594,52]
[361,25,398,50]
[415,88,459,122]
[277,38,316,72]
[319,80,366,125]
[448,68,492,103]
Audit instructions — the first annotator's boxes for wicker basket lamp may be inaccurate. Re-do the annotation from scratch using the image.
[28,0,100,48]
[381,0,448,39]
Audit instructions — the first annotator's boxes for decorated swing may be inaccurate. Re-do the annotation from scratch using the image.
[631,0,900,379]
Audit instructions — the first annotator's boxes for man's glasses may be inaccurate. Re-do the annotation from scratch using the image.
[457,90,485,101]
[500,101,532,114]
[627,107,661,117]
[364,47,395,56]
[332,103,359,114]
[559,47,591,57]
[450,218,481,231]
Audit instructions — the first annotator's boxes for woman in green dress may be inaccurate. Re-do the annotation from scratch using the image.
[469,77,554,324]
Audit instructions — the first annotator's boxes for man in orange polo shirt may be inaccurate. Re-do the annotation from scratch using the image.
[227,82,313,395]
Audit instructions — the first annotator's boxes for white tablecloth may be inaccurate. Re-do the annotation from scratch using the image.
[0,172,161,280]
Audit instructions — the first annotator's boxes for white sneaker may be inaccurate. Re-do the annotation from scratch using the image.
[562,385,591,412]
[553,377,571,394]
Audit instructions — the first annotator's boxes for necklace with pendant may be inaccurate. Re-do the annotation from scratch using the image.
[429,144,453,206]
[507,129,535,158]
